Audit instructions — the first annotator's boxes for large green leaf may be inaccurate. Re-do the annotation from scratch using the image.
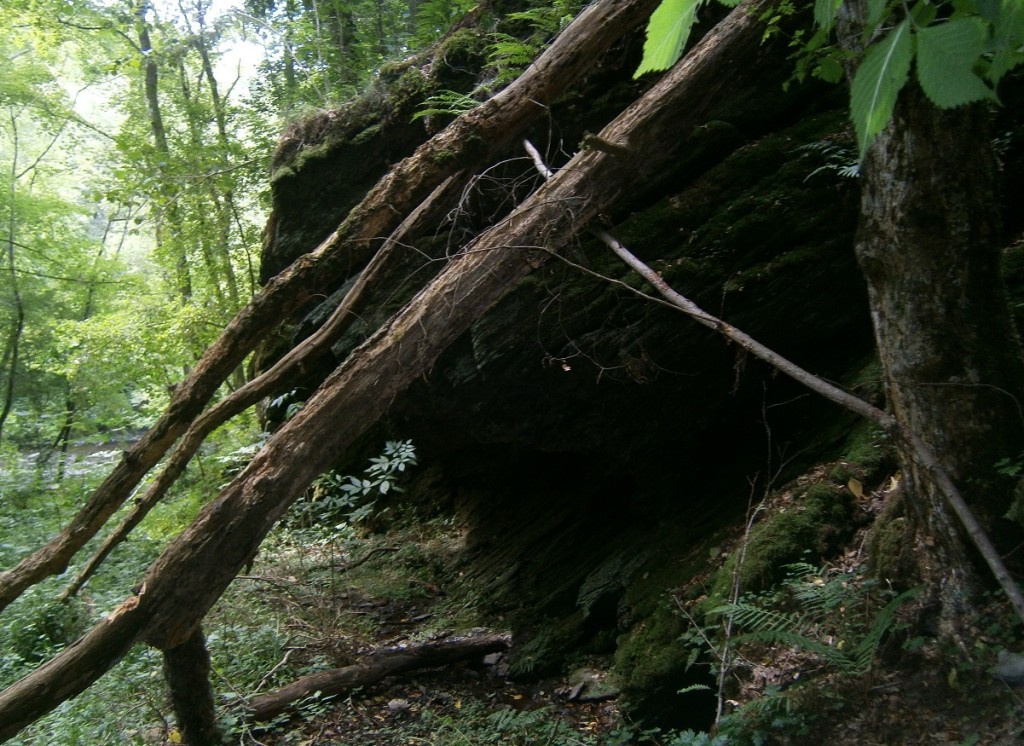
[634,0,703,78]
[989,0,1024,84]
[916,17,996,108]
[866,0,890,27]
[850,19,913,158]
[813,0,842,31]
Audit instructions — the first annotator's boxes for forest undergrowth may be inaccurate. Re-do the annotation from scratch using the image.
[3,434,1024,745]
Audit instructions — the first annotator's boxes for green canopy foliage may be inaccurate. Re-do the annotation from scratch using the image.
[635,0,1024,157]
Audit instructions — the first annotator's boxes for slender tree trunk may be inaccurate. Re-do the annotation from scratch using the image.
[855,83,1024,633]
[283,0,298,110]
[53,395,75,482]
[0,112,25,444]
[163,627,220,746]
[191,3,242,310]
[136,0,192,301]
[177,58,231,314]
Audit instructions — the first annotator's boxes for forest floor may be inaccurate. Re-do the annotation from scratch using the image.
[219,496,1024,746]
[228,518,635,746]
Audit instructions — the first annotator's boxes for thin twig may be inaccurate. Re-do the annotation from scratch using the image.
[254,649,293,694]
[325,545,399,573]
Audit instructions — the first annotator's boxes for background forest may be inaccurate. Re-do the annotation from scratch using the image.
[0,0,468,453]
[0,0,483,740]
[3,0,1024,744]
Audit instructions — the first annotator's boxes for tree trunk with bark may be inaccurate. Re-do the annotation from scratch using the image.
[163,627,220,746]
[856,83,1024,631]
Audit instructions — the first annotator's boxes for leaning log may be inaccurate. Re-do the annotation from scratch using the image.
[246,634,510,724]
[0,2,776,738]
[0,0,661,613]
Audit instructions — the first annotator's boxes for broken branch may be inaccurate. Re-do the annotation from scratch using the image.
[244,633,509,723]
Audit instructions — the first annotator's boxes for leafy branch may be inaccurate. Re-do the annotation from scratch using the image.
[635,0,1024,157]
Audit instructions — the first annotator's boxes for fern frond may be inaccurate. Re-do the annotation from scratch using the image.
[849,587,920,672]
[713,602,803,634]
[412,89,479,121]
[733,629,852,669]
[678,683,713,694]
[790,577,850,616]
[507,9,564,35]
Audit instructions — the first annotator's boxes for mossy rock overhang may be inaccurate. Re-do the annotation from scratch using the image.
[256,16,876,678]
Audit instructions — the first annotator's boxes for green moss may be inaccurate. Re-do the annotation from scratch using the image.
[430,147,460,166]
[283,141,338,177]
[705,482,854,604]
[865,496,917,583]
[431,28,487,91]
[268,165,296,184]
[351,123,382,145]
[841,420,890,481]
[395,67,429,99]
[867,515,910,580]
[377,60,408,83]
[614,600,687,696]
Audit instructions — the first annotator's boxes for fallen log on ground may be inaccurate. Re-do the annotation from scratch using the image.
[245,633,510,723]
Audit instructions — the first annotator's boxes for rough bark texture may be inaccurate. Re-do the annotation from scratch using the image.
[163,628,220,746]
[0,0,659,614]
[245,634,509,723]
[857,84,1024,626]
[0,605,144,741]
[0,4,776,736]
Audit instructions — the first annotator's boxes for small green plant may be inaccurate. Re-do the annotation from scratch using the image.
[995,452,1024,478]
[714,562,920,676]
[487,1,580,85]
[412,0,476,46]
[666,729,730,746]
[418,702,605,745]
[413,89,480,121]
[413,1,581,122]
[669,561,920,745]
[292,439,418,529]
[798,140,860,181]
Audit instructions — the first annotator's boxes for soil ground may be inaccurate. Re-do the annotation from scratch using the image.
[214,495,1024,746]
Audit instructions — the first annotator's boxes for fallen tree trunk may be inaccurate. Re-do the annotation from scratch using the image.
[245,634,510,724]
[0,2,777,738]
[0,0,661,613]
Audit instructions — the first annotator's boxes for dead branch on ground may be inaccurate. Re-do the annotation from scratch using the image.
[245,633,509,723]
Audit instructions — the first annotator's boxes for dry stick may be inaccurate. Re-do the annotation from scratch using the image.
[524,138,1024,625]
[244,634,510,723]
[59,174,467,601]
[0,0,661,613]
